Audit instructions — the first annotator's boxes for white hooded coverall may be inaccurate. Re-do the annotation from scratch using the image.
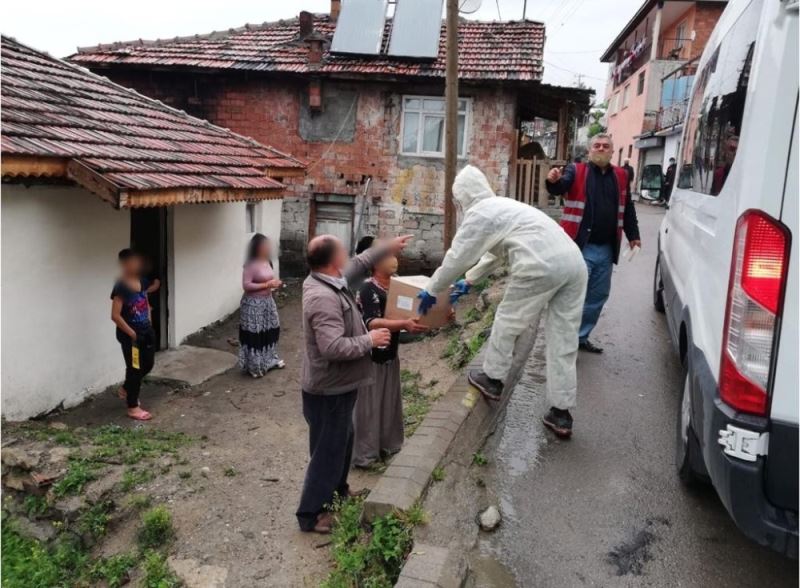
[426,166,588,409]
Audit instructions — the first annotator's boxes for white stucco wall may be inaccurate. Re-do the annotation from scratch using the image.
[170,199,283,344]
[1,185,130,420]
[662,132,681,169]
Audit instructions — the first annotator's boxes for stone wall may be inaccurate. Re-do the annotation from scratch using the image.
[100,70,517,275]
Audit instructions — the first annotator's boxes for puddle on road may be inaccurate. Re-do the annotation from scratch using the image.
[493,350,549,478]
[470,540,519,587]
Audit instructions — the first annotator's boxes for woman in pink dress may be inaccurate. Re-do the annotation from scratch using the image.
[239,234,284,377]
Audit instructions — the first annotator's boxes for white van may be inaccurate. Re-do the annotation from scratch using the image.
[654,0,798,557]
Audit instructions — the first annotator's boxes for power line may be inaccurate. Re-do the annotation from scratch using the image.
[549,48,604,54]
[554,0,588,31]
[543,59,606,81]
[495,0,502,20]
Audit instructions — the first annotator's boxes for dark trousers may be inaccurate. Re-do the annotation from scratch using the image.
[296,390,356,531]
[118,328,156,408]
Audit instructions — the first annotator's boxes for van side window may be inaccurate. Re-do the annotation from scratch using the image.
[677,1,759,195]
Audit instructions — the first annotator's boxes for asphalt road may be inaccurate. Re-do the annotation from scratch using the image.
[471,204,798,587]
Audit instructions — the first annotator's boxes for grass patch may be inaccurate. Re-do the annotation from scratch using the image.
[52,459,99,497]
[178,470,192,480]
[401,370,435,437]
[23,495,49,518]
[471,452,488,466]
[223,467,238,477]
[121,467,154,492]
[77,501,113,539]
[431,466,445,482]
[87,553,137,588]
[322,497,425,588]
[89,425,189,465]
[126,493,152,510]
[141,550,181,588]
[138,506,175,550]
[442,304,496,369]
[463,307,482,324]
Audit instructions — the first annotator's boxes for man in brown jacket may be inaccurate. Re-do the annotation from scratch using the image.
[296,233,411,533]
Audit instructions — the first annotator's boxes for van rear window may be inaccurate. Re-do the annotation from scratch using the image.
[677,1,760,196]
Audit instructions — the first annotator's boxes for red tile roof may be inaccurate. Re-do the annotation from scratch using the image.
[69,16,545,82]
[2,36,305,199]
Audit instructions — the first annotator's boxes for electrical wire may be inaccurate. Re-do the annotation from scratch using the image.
[495,0,502,20]
[543,59,607,81]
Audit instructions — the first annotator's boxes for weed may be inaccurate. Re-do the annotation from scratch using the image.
[52,459,98,497]
[52,430,80,447]
[463,307,482,324]
[141,550,181,588]
[138,506,175,549]
[431,466,445,482]
[23,495,49,518]
[178,470,192,479]
[472,277,491,293]
[472,452,488,466]
[121,467,154,492]
[1,517,88,588]
[365,461,388,475]
[223,467,238,477]
[126,494,152,510]
[77,501,113,539]
[401,370,434,437]
[402,504,429,526]
[90,425,189,465]
[428,378,439,387]
[442,333,462,359]
[88,553,137,588]
[322,496,424,588]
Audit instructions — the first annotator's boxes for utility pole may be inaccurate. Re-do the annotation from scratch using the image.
[444,0,458,249]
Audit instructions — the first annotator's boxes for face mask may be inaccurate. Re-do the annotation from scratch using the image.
[589,151,612,167]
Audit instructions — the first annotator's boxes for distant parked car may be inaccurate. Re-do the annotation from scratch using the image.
[654,0,798,558]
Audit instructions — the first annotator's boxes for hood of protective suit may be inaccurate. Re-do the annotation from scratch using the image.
[453,165,496,212]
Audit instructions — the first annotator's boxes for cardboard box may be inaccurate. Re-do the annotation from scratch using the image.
[385,275,452,329]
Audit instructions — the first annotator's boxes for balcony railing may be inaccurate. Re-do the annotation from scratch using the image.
[654,58,699,132]
[657,37,694,61]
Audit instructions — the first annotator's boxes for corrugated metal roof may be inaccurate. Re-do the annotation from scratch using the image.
[1,36,306,196]
[70,15,546,82]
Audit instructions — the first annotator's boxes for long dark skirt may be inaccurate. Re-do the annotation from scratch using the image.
[352,358,404,467]
[238,294,281,377]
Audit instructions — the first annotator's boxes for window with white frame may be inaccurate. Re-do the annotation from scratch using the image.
[622,84,631,108]
[400,96,469,157]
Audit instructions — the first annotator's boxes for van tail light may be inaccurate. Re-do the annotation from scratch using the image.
[720,211,790,416]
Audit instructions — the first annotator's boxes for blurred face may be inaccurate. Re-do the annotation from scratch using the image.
[257,239,271,260]
[588,137,613,167]
[374,254,398,277]
[331,238,349,272]
[121,255,142,276]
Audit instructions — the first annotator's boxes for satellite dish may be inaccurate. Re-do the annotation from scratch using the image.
[459,0,482,14]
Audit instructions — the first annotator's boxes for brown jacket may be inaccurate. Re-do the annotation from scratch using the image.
[301,246,387,395]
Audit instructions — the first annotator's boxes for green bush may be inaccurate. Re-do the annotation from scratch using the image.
[88,553,137,588]
[138,506,175,549]
[141,550,181,588]
[51,459,98,497]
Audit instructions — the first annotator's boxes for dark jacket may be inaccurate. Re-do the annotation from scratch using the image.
[301,245,387,395]
[546,162,640,264]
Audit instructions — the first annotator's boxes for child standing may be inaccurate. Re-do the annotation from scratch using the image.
[353,252,428,467]
[110,249,156,420]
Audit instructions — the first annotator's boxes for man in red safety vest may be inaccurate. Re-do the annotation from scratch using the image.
[546,134,641,354]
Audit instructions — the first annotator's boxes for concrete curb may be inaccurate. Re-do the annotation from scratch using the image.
[363,351,484,521]
[395,543,468,588]
[367,321,539,586]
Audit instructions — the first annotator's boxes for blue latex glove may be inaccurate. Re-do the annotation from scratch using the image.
[417,290,437,315]
[449,279,471,305]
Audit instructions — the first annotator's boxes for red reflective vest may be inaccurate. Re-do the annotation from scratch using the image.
[559,162,628,244]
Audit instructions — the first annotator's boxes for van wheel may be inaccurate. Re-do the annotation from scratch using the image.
[653,256,666,313]
[676,368,706,486]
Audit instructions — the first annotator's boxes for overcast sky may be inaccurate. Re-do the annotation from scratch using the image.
[3,0,643,99]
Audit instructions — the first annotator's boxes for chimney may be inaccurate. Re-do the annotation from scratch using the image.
[330,0,341,23]
[299,11,314,38]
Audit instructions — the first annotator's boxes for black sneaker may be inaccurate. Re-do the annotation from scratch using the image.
[579,340,603,354]
[542,407,573,438]
[468,370,504,402]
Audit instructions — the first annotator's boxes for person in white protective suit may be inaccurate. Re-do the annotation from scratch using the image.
[418,165,588,438]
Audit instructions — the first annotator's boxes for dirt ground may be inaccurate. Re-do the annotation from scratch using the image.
[4,278,475,587]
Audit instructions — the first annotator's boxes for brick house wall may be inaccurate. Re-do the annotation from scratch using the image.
[103,70,517,274]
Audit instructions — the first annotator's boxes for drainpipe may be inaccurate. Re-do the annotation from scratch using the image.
[650,0,664,61]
